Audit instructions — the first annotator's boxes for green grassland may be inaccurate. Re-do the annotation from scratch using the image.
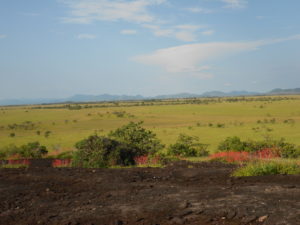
[1,95,300,153]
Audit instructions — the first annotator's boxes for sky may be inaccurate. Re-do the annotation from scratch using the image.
[0,0,300,99]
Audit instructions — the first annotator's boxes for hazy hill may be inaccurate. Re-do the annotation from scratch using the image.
[0,88,299,106]
[267,88,300,95]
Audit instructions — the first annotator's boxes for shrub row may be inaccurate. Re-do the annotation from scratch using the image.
[218,136,300,158]
[0,142,48,160]
[232,160,300,176]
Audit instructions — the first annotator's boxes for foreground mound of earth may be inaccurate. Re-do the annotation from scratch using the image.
[0,161,299,225]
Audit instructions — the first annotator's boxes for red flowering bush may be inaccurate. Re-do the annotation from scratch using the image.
[52,159,72,167]
[254,148,280,159]
[210,151,250,163]
[211,147,282,163]
[7,159,30,166]
[134,155,161,166]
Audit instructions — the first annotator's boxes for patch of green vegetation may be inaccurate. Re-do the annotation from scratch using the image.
[168,134,209,157]
[72,122,164,168]
[232,160,300,176]
[0,95,299,154]
[218,136,300,158]
[0,164,29,169]
[0,142,48,159]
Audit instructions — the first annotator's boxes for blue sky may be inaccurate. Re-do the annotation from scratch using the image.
[0,0,300,99]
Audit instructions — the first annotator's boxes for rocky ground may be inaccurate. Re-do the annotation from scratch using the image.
[0,161,299,225]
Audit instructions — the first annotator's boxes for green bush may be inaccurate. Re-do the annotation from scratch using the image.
[168,134,209,157]
[0,151,6,160]
[72,122,164,168]
[0,143,47,159]
[19,142,48,158]
[0,164,29,169]
[218,136,300,158]
[55,151,74,159]
[233,160,300,176]
[72,135,135,168]
[0,144,19,159]
[218,136,246,152]
[109,121,164,156]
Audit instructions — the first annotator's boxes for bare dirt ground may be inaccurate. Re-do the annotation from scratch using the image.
[0,161,299,225]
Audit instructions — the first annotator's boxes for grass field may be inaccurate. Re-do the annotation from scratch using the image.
[0,95,300,153]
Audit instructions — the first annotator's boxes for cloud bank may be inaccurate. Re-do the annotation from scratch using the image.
[133,35,300,77]
[60,0,212,42]
[61,0,166,24]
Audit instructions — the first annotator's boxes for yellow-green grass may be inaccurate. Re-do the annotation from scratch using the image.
[232,158,300,176]
[1,95,300,154]
[0,164,29,169]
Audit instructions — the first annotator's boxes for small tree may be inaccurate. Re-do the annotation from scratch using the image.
[73,122,165,168]
[73,135,135,168]
[44,131,51,138]
[19,142,48,158]
[168,134,209,157]
[109,121,164,157]
[218,136,245,152]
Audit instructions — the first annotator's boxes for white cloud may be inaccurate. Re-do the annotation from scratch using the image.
[202,30,215,36]
[185,7,213,14]
[154,29,173,37]
[60,1,214,42]
[0,34,7,39]
[134,41,260,73]
[224,82,232,86]
[133,34,300,76]
[175,31,196,42]
[60,0,166,24]
[60,1,211,42]
[143,23,206,42]
[76,33,96,39]
[120,29,137,35]
[174,24,205,31]
[221,0,247,9]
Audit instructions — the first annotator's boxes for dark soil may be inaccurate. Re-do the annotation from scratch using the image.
[0,161,299,225]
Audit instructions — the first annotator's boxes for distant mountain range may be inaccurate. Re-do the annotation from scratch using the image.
[1,88,299,106]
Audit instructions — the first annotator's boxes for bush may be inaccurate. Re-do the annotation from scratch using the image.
[233,160,300,176]
[210,151,250,163]
[44,131,51,138]
[218,136,245,152]
[168,134,209,157]
[0,151,6,160]
[72,122,164,168]
[0,144,20,159]
[55,151,74,159]
[109,121,164,156]
[19,142,48,158]
[218,136,300,158]
[73,135,135,168]
[0,143,47,159]
[134,154,162,166]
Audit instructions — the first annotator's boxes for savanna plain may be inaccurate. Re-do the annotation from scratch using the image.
[0,95,299,225]
[1,95,300,152]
